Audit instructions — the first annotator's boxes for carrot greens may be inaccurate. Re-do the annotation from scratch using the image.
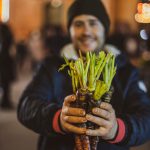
[59,51,116,100]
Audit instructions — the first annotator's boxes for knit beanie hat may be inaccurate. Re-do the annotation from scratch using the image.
[67,0,110,34]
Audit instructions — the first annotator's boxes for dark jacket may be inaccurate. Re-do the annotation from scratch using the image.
[17,55,150,150]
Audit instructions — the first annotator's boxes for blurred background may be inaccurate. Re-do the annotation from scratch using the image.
[0,0,150,150]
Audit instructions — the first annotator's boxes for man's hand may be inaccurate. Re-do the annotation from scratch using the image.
[86,102,118,140]
[60,95,87,134]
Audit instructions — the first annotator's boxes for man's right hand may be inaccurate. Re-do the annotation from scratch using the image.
[60,95,87,134]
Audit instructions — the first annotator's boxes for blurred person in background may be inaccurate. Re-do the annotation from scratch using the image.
[27,30,50,70]
[140,36,150,98]
[42,24,70,56]
[140,61,150,97]
[123,34,143,68]
[15,41,33,79]
[17,0,150,150]
[0,23,16,109]
[138,24,150,63]
[106,22,131,52]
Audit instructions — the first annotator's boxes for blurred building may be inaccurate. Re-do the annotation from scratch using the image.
[0,0,139,42]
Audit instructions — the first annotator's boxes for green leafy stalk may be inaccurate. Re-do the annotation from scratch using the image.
[103,54,116,91]
[88,52,96,92]
[75,60,84,89]
[94,51,106,78]
[59,51,116,101]
[95,52,111,81]
[93,80,108,101]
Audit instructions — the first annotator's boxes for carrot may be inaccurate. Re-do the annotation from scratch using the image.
[59,51,116,150]
[90,136,99,150]
[102,86,114,103]
[81,134,91,150]
[77,90,91,150]
[75,135,83,150]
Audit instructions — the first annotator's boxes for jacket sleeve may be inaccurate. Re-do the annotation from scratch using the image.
[117,69,150,146]
[17,62,63,137]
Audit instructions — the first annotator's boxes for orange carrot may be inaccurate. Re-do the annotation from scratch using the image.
[90,136,99,150]
[75,135,83,150]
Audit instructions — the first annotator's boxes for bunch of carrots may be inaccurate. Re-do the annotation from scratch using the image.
[59,51,116,150]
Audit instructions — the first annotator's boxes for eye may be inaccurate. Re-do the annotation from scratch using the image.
[73,21,84,28]
[89,20,98,26]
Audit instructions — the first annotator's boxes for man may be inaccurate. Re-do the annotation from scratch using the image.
[17,0,150,150]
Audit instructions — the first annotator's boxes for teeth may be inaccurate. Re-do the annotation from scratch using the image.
[82,39,93,43]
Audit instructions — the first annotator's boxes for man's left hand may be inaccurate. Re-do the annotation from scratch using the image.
[86,102,118,140]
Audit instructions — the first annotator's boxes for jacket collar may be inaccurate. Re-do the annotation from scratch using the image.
[60,43,121,60]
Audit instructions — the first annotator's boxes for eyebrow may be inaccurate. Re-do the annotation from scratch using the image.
[88,18,99,22]
[73,18,99,23]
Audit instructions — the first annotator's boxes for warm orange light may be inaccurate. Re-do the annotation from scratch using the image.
[0,0,2,21]
[0,0,10,22]
[135,2,150,23]
[137,3,143,14]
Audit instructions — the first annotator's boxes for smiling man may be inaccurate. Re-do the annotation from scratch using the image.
[69,15,105,53]
[17,0,150,150]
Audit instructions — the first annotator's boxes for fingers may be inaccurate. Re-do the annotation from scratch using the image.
[86,114,110,127]
[62,121,86,134]
[86,122,118,139]
[91,102,115,120]
[63,95,76,106]
[100,102,114,113]
[64,116,87,123]
[62,95,85,116]
[62,107,85,117]
[61,95,87,134]
[92,108,111,120]
[86,127,107,136]
[86,103,118,139]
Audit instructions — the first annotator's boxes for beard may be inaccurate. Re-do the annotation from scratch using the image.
[73,34,105,55]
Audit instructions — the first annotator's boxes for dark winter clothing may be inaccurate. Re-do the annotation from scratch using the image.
[17,55,150,150]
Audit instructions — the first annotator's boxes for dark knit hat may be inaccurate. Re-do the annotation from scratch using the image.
[67,0,110,34]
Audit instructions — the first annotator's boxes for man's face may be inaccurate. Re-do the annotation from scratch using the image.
[69,15,105,54]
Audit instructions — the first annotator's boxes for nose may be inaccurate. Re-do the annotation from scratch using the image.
[82,23,91,35]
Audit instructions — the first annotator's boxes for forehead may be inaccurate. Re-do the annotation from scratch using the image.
[72,14,100,23]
